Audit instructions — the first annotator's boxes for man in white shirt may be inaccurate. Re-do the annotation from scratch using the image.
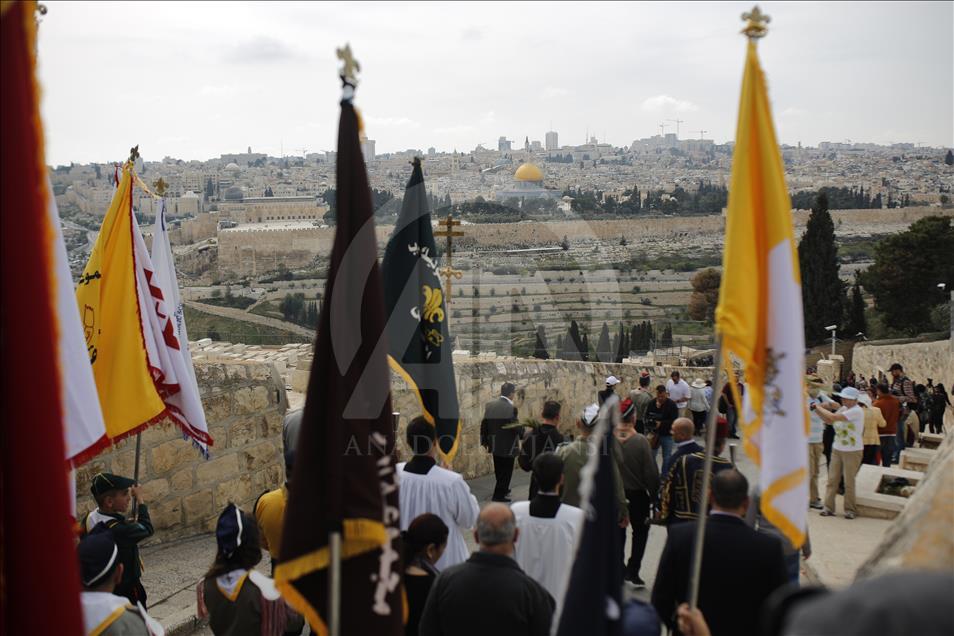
[813,386,865,519]
[398,416,480,570]
[666,371,692,419]
[511,452,583,620]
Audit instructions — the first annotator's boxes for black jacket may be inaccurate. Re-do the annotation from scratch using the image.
[518,424,564,472]
[81,505,154,603]
[646,398,679,436]
[419,552,554,636]
[651,513,788,636]
[481,397,521,458]
[663,440,704,480]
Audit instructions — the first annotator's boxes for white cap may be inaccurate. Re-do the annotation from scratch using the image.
[835,386,861,401]
[857,393,872,407]
[605,376,621,386]
[582,403,600,426]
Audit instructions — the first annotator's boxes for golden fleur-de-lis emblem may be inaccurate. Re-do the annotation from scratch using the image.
[741,5,770,39]
[422,285,445,324]
[426,328,444,348]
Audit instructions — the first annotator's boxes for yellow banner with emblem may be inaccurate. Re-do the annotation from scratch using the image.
[75,164,165,442]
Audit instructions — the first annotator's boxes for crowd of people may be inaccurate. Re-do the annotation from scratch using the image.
[807,362,952,521]
[72,364,951,636]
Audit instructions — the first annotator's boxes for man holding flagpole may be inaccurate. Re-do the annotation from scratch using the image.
[672,5,811,627]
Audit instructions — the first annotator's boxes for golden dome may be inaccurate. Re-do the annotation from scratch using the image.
[514,162,544,182]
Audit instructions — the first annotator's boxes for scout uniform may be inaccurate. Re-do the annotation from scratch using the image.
[78,526,163,635]
[197,504,303,636]
[81,473,155,606]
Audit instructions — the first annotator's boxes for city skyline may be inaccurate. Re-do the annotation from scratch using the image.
[38,1,953,165]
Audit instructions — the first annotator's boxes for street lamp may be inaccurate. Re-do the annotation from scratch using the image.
[825,325,838,356]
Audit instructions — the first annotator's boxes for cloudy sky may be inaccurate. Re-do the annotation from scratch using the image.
[38,1,952,165]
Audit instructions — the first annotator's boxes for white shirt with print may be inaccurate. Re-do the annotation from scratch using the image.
[833,405,864,452]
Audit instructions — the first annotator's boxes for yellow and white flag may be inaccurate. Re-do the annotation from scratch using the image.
[715,37,808,547]
[75,163,167,441]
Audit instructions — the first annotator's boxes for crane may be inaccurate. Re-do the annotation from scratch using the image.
[667,118,685,138]
[691,130,708,140]
[658,122,668,137]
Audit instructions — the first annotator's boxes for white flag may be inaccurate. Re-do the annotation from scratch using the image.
[145,200,212,456]
[49,182,108,468]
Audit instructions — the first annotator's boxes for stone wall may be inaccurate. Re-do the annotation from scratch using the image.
[856,432,954,579]
[851,338,954,427]
[74,361,288,544]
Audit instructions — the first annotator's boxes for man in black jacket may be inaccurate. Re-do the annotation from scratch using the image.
[419,503,555,636]
[481,382,521,502]
[645,385,679,471]
[652,469,788,636]
[518,400,565,499]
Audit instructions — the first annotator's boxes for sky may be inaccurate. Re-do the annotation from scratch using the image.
[38,1,954,165]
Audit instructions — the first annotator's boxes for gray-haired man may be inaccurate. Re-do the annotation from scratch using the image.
[419,503,555,636]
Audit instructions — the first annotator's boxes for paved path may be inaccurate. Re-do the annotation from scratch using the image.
[145,436,887,635]
[184,300,315,339]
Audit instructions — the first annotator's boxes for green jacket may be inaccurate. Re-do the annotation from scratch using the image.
[556,437,628,521]
[81,505,154,598]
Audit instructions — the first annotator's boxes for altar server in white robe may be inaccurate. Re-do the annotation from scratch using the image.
[398,416,480,570]
[511,452,584,619]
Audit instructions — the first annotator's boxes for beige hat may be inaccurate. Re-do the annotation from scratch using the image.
[691,378,707,389]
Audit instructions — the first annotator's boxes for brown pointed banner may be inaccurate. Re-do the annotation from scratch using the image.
[274,98,403,635]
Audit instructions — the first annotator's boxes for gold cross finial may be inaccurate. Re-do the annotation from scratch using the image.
[434,213,464,300]
[742,6,770,39]
[127,144,140,166]
[336,43,360,86]
[153,177,167,197]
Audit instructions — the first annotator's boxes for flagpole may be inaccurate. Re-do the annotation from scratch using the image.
[328,528,342,636]
[687,334,725,609]
[131,432,142,521]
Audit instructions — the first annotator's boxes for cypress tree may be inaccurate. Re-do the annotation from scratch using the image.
[797,194,844,344]
[945,149,953,166]
[661,324,673,348]
[843,281,866,337]
[533,326,550,360]
[597,322,612,362]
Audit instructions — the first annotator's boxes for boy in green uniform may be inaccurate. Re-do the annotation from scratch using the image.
[78,526,162,635]
[80,473,154,606]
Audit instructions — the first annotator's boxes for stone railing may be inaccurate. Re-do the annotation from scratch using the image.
[74,361,288,544]
[75,355,721,542]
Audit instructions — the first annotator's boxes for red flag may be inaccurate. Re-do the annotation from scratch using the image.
[1,2,84,634]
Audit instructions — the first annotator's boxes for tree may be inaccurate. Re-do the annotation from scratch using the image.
[533,326,550,360]
[687,268,721,323]
[861,216,954,335]
[946,149,954,166]
[797,194,844,344]
[205,177,214,199]
[581,333,590,361]
[660,324,673,348]
[596,322,612,362]
[615,323,627,363]
[843,281,867,337]
[565,321,585,361]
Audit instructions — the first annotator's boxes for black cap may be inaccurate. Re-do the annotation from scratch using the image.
[90,473,136,498]
[216,503,244,558]
[889,363,904,372]
[78,525,120,587]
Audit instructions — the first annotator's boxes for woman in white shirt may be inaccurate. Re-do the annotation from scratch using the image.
[812,387,865,519]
